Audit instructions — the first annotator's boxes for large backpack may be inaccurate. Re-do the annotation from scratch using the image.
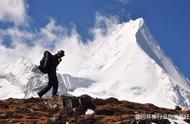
[38,51,51,74]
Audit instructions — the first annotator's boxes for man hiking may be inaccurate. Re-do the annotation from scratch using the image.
[37,50,65,98]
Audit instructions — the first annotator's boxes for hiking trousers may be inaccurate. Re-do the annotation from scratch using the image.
[38,72,58,97]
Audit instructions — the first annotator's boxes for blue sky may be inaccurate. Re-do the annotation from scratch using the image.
[0,0,190,79]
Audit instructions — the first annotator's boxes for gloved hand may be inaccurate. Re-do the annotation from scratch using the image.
[58,58,62,63]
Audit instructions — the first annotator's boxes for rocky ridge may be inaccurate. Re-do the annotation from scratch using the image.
[0,95,190,124]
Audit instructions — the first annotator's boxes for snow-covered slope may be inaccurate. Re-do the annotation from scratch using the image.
[0,57,95,99]
[70,18,190,108]
[0,18,190,109]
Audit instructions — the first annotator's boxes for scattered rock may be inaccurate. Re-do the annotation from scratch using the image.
[85,109,95,115]
[48,116,66,124]
[78,117,96,124]
[175,105,182,111]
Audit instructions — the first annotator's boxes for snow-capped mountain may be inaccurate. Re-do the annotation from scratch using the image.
[0,18,190,109]
[70,18,190,108]
[0,57,94,99]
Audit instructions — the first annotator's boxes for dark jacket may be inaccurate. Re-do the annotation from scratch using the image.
[42,51,61,73]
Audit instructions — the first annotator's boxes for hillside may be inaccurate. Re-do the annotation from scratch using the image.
[0,95,189,124]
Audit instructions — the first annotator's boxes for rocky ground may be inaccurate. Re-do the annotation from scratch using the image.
[0,95,190,124]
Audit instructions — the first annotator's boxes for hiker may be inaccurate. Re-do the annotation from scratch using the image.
[37,50,65,97]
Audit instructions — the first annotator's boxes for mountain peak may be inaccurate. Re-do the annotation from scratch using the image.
[71,18,190,108]
[130,17,144,28]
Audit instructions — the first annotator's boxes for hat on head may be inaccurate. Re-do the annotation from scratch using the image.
[58,50,65,57]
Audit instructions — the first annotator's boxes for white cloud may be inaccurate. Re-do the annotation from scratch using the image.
[118,0,131,4]
[0,0,28,25]
[0,18,81,69]
[0,5,119,74]
[91,12,119,38]
[0,27,33,46]
[38,18,67,48]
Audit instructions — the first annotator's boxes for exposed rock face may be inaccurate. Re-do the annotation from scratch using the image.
[0,95,189,124]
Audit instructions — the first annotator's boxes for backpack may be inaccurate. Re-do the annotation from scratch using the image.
[38,51,51,74]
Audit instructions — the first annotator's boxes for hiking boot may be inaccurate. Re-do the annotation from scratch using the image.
[37,92,42,98]
[53,94,59,97]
